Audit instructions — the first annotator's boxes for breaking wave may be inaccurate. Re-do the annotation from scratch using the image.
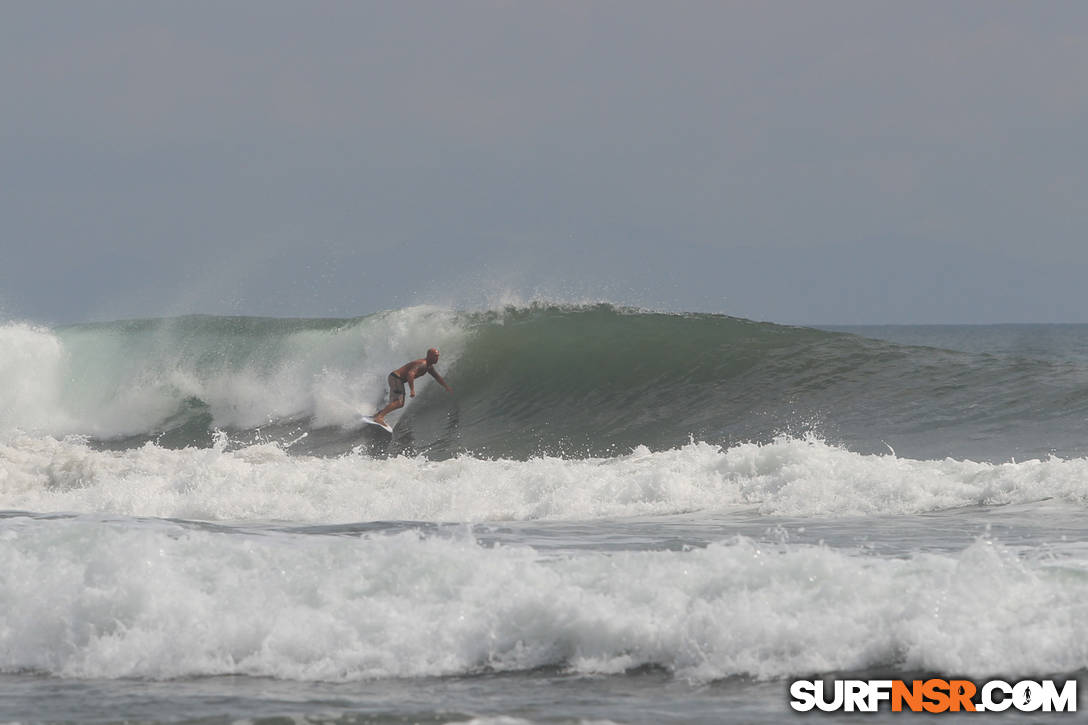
[5,304,1088,460]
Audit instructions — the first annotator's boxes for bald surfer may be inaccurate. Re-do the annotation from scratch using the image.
[371,348,452,427]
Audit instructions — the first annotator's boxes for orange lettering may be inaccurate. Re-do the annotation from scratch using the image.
[892,680,924,712]
[922,679,950,713]
[948,680,976,712]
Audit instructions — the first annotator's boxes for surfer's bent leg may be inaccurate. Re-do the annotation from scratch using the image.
[374,373,407,423]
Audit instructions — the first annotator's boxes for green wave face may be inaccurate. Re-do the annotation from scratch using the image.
[429,305,840,457]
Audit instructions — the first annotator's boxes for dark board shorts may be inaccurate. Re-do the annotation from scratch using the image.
[388,372,406,402]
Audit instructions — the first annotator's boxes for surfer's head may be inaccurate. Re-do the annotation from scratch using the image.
[426,348,439,364]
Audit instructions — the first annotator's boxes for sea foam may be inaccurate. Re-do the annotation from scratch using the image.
[0,516,1084,682]
[0,322,70,434]
[1,435,1087,522]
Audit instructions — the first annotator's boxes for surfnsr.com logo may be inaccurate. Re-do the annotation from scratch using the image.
[789,678,1077,713]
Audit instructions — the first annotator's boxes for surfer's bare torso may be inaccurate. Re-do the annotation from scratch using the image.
[372,348,452,426]
[392,359,446,397]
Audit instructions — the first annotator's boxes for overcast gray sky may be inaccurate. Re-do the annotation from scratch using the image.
[2,1,1086,324]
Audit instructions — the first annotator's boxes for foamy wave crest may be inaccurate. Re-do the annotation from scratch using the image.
[0,323,70,433]
[0,308,468,439]
[2,436,1088,522]
[1,517,1084,681]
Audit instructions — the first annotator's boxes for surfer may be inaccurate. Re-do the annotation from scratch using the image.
[371,348,452,426]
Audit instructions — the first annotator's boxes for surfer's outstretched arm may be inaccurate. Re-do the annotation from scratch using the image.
[429,368,452,392]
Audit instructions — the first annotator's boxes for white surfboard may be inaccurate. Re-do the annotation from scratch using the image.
[360,415,394,434]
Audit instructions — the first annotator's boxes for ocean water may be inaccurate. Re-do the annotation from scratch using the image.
[2,305,1087,724]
